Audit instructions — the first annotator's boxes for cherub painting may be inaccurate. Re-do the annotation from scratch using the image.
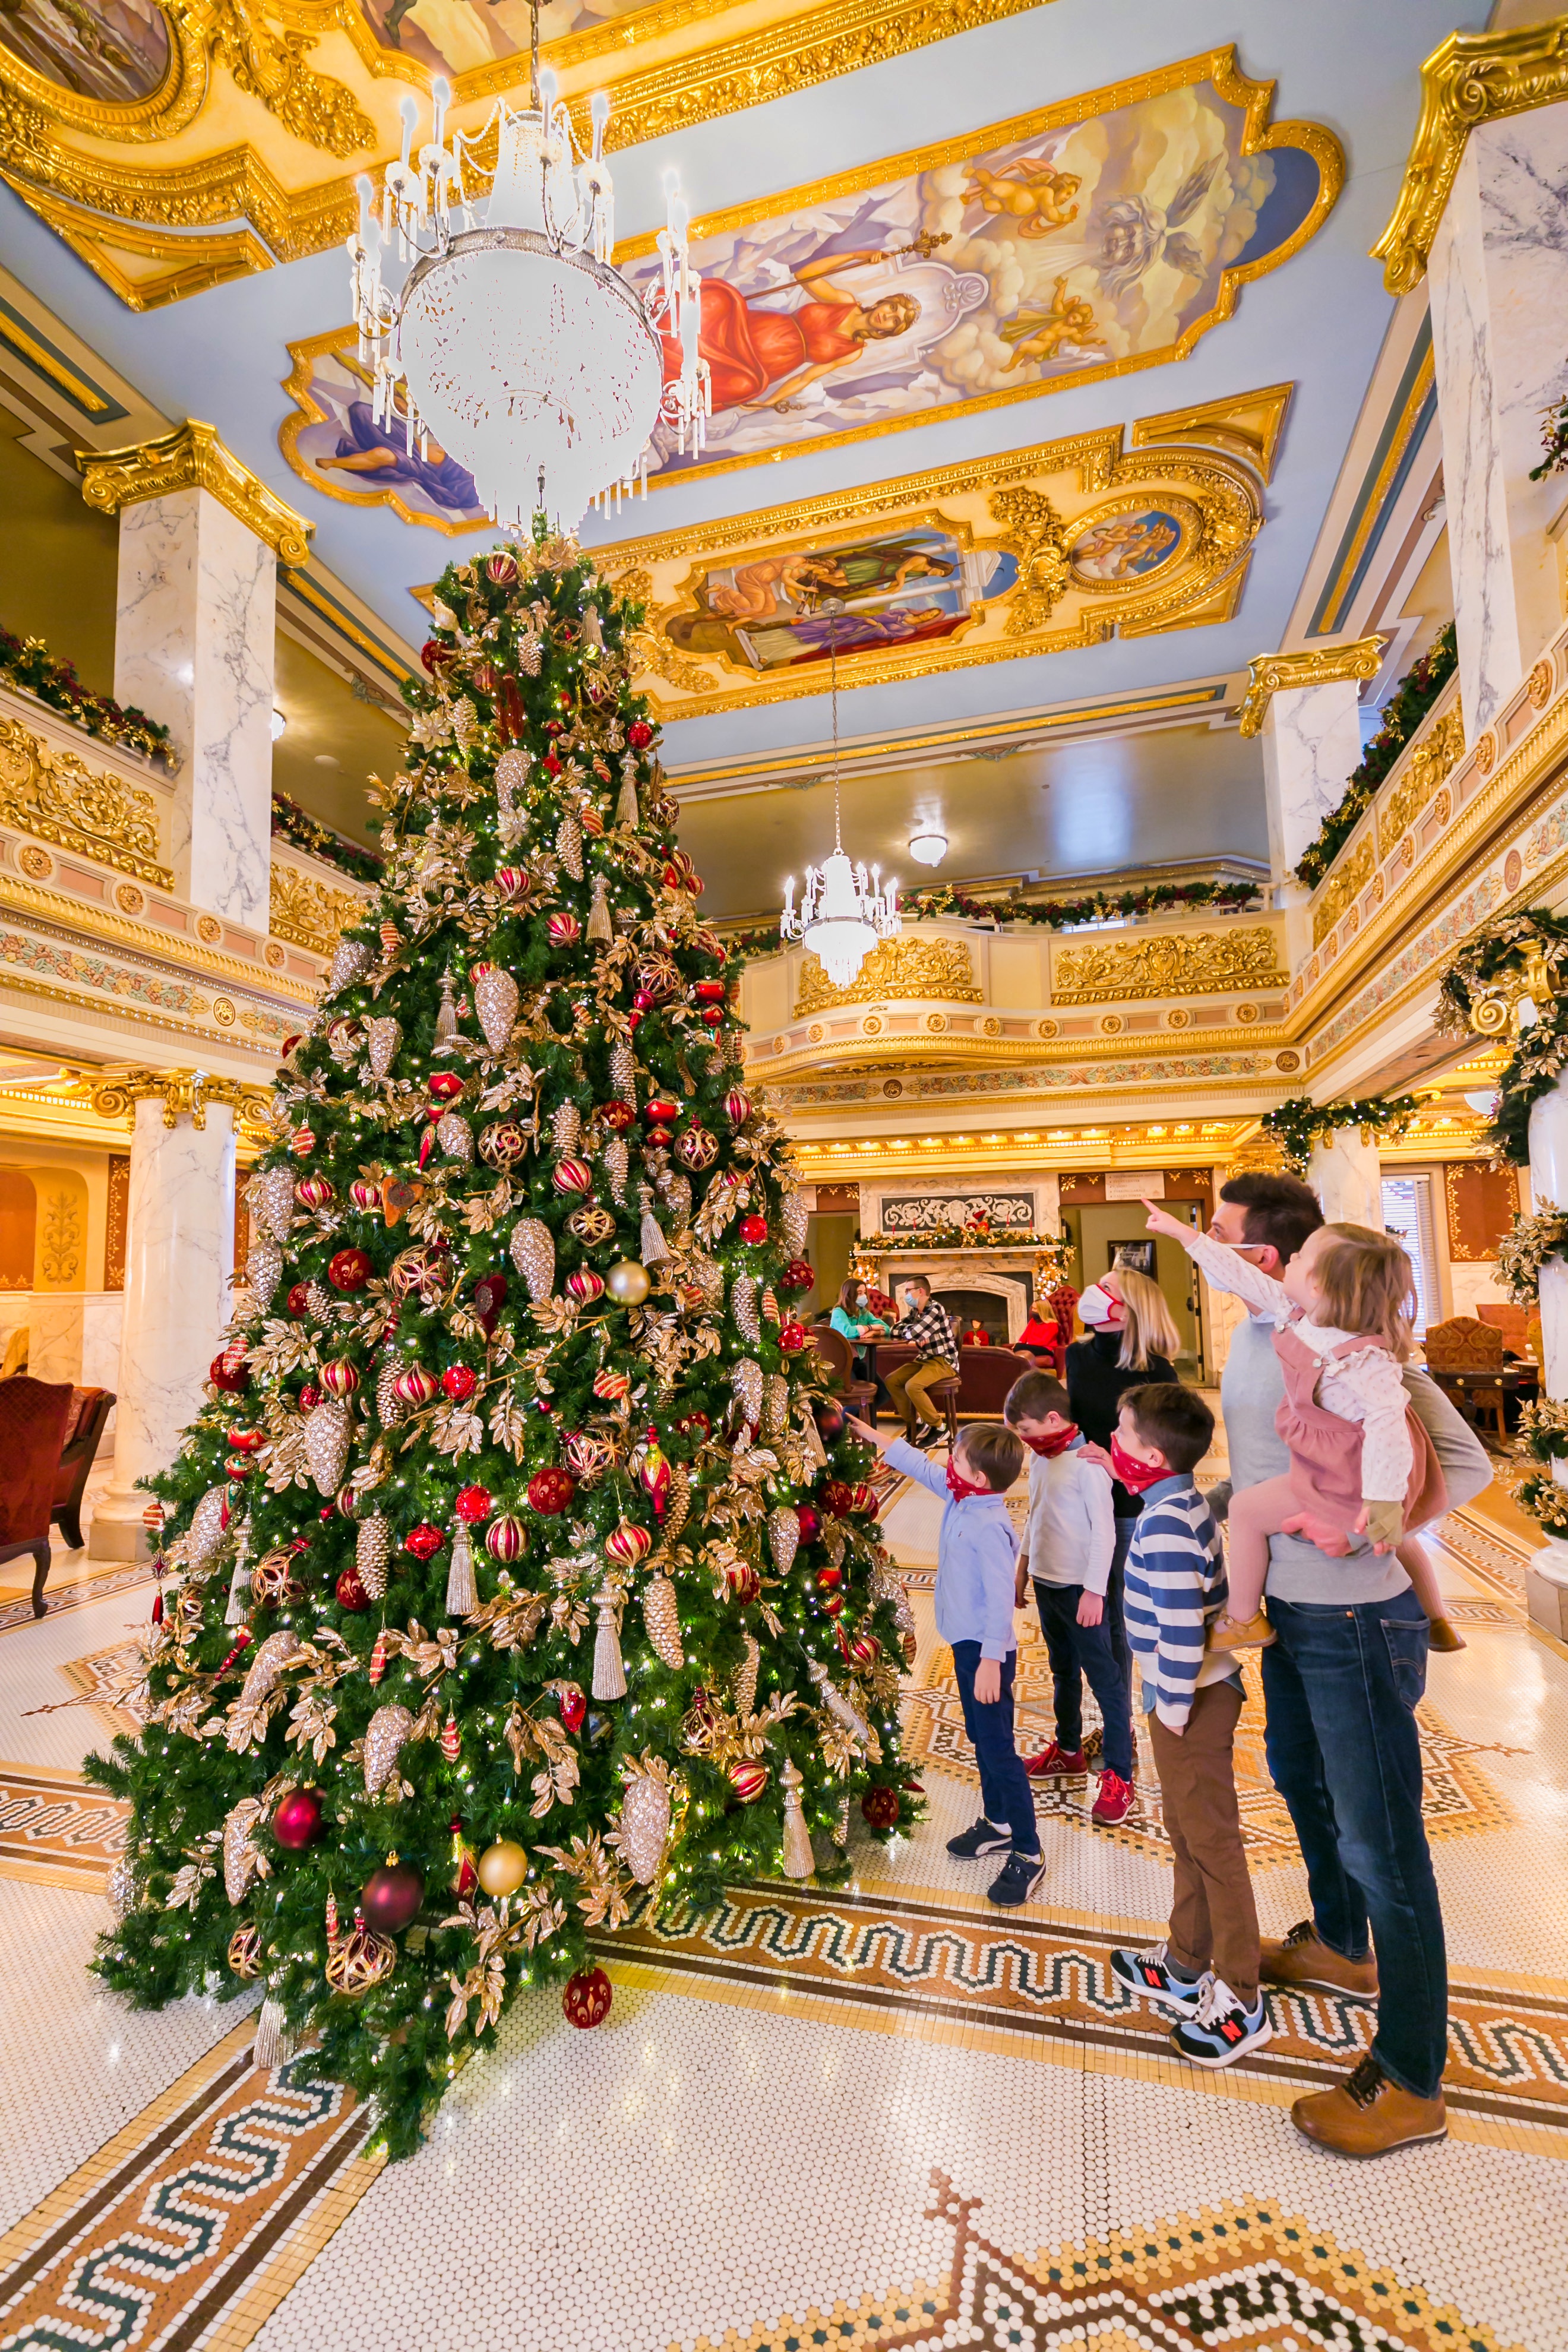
[622,65,1331,481]
[355,0,646,77]
[1068,509,1183,581]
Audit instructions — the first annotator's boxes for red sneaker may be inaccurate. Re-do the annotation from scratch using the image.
[1090,1769,1136,1826]
[1025,1741,1089,1779]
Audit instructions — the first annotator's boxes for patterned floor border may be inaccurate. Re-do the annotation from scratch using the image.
[0,1560,152,1640]
[678,2167,1521,2352]
[0,1760,127,1890]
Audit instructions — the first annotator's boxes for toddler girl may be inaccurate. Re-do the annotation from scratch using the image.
[1144,1203,1455,1651]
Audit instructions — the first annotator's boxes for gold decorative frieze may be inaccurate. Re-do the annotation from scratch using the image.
[1049,925,1285,1005]
[78,422,312,566]
[83,1066,274,1137]
[0,715,172,887]
[270,858,365,959]
[1376,703,1465,856]
[1373,21,1568,294]
[794,935,982,1016]
[1236,636,1386,738]
[589,390,1274,717]
[1313,836,1375,947]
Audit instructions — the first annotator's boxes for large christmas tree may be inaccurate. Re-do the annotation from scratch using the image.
[89,534,918,2157]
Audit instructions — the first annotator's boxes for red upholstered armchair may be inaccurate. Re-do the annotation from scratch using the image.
[53,1386,115,1558]
[0,1376,74,1618]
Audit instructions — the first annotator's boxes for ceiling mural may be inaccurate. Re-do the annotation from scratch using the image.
[0,0,171,104]
[282,328,490,535]
[615,50,1338,483]
[359,0,647,80]
[558,382,1286,716]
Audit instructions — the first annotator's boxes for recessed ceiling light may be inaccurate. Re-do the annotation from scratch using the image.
[270,709,287,741]
[906,826,948,867]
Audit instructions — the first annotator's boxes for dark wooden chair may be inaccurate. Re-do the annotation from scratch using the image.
[0,1374,75,1617]
[1424,1316,1509,1443]
[52,1386,115,1554]
[807,1324,877,1421]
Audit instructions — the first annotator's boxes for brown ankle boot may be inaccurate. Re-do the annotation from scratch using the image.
[1292,2055,1446,2157]
[1260,1919,1379,2002]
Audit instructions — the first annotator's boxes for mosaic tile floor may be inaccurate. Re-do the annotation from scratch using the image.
[1,1450,1566,2351]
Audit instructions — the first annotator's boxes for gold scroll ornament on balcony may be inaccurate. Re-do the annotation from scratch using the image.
[0,715,172,889]
[268,859,366,959]
[1049,925,1285,1005]
[794,935,983,1017]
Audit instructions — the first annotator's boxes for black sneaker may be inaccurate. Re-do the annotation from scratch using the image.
[1109,1943,1207,2018]
[946,1817,1013,1858]
[912,1424,943,1452]
[1170,1975,1273,2069]
[987,1850,1046,1907]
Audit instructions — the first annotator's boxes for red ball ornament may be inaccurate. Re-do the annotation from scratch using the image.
[599,1100,636,1133]
[557,1682,587,1733]
[566,1268,605,1304]
[822,1480,855,1517]
[328,1248,372,1294]
[780,1259,814,1294]
[645,1099,680,1124]
[295,1175,334,1210]
[362,1859,424,1934]
[441,1363,478,1402]
[336,1565,370,1611]
[486,1513,526,1560]
[210,1350,249,1394]
[738,1215,767,1243]
[225,1458,252,1482]
[227,1425,265,1451]
[298,1383,323,1412]
[562,1965,612,2028]
[350,1180,382,1212]
[816,1563,844,1591]
[627,719,655,750]
[728,1759,769,1804]
[420,637,456,675]
[700,1005,725,1027]
[777,1321,807,1354]
[526,1466,577,1515]
[724,1558,761,1604]
[861,1787,902,1831]
[393,1365,438,1409]
[796,1504,820,1541]
[552,1158,595,1196]
[287,1284,310,1317]
[723,1088,753,1124]
[454,1484,491,1523]
[820,1589,845,1618]
[548,911,581,946]
[428,1071,464,1102]
[404,1522,445,1560]
[273,1788,324,1850]
[693,979,727,1003]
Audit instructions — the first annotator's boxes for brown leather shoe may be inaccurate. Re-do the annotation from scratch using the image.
[1292,2055,1446,2157]
[1260,1919,1379,2003]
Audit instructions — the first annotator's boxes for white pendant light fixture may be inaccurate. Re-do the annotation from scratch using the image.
[346,1,707,533]
[780,605,900,988]
[906,823,948,867]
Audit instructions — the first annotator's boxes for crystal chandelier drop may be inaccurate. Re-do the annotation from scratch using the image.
[346,4,707,534]
[779,610,900,988]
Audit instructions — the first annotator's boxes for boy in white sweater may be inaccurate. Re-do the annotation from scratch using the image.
[1004,1370,1135,1828]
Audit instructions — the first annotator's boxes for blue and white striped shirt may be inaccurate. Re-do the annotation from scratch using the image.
[1121,1473,1232,1731]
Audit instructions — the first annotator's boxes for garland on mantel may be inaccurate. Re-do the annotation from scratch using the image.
[0,624,175,767]
[1294,624,1458,889]
[861,1222,1040,1253]
[717,877,1263,965]
[1260,1092,1423,1174]
[270,790,384,885]
[1436,908,1568,1164]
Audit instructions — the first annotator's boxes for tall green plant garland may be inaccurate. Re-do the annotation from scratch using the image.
[1436,909,1568,1164]
[1294,624,1458,889]
[1259,1093,1423,1175]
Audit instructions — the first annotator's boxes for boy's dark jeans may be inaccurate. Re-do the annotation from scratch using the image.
[950,1642,1040,1854]
[1261,1589,1447,2100]
[1031,1580,1134,1780]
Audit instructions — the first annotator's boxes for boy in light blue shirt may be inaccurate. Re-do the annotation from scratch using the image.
[849,1414,1042,1905]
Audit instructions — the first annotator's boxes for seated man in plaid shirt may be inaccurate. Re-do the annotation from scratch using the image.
[887,1275,960,1450]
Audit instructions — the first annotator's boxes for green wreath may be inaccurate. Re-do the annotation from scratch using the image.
[1259,1093,1422,1175]
[1436,909,1568,1164]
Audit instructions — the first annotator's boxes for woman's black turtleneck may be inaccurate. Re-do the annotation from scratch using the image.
[1066,1328,1178,1518]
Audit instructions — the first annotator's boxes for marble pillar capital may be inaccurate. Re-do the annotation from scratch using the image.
[79,1064,274,1139]
[1237,637,1386,739]
[1374,20,1568,293]
[77,421,312,567]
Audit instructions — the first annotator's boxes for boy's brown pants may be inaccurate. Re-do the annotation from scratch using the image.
[1147,1678,1260,2005]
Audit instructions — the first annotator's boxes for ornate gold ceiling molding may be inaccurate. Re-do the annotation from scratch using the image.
[795,937,984,1017]
[584,391,1272,718]
[1235,634,1385,738]
[77,421,312,564]
[76,1065,274,1135]
[1373,20,1568,294]
[0,0,1047,293]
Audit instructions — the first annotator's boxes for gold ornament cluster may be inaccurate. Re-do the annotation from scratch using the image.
[0,714,173,886]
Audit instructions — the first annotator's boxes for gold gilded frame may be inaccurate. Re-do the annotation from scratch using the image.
[0,0,203,140]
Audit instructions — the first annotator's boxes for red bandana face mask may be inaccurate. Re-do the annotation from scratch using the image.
[946,1461,990,1501]
[1109,1436,1166,1494]
[1023,1425,1078,1458]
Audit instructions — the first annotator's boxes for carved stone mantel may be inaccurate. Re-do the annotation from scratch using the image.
[866,1245,1041,1339]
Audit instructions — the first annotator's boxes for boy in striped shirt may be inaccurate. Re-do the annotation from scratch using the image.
[1110,1383,1270,2068]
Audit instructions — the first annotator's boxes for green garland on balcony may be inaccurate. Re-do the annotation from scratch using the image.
[1495,1203,1568,1303]
[1294,624,1458,889]
[1436,908,1568,1164]
[1260,1092,1422,1175]
[718,877,1262,964]
[0,624,174,766]
[270,790,384,884]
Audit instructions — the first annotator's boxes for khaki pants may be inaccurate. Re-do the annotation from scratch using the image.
[1147,1677,1259,2004]
[886,1357,953,1435]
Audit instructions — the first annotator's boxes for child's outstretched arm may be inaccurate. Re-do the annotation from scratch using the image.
[848,1414,948,1499]
[1143,1200,1289,1322]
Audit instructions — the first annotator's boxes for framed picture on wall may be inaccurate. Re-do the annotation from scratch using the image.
[1108,1239,1155,1277]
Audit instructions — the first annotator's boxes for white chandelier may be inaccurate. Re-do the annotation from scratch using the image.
[347,10,707,533]
[779,609,900,988]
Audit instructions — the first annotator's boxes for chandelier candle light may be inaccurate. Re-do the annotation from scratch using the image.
[347,4,707,533]
[779,611,901,988]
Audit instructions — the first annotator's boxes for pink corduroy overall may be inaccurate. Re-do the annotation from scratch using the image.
[1275,1322,1449,1535]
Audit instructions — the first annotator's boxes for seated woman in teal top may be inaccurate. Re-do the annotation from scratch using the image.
[830,1278,889,1343]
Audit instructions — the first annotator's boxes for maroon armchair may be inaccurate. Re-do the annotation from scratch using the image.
[806,1323,877,1420]
[0,1376,74,1617]
[53,1385,115,1559]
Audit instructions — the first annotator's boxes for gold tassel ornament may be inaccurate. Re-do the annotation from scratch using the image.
[780,1759,814,1880]
[445,1523,478,1617]
[592,1584,627,1699]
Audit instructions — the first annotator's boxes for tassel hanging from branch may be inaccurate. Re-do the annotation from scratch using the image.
[445,1523,478,1618]
[780,1758,814,1880]
[592,1585,627,1699]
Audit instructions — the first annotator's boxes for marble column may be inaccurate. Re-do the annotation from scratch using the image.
[1428,106,1568,739]
[1260,679,1365,971]
[1307,1126,1384,1229]
[113,486,276,931]
[89,1095,235,1560]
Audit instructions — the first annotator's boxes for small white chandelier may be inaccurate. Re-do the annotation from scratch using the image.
[347,4,707,533]
[779,608,900,988]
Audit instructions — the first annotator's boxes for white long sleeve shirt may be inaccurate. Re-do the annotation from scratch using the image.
[1017,1446,1115,1594]
[1183,1226,1413,1506]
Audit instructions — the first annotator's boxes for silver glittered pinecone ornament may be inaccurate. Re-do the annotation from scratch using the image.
[363,1703,415,1797]
[510,1217,555,1302]
[617,1760,671,1886]
[731,1273,761,1345]
[733,1632,760,1718]
[375,1357,404,1430]
[780,1190,809,1257]
[356,1512,391,1601]
[602,1134,630,1203]
[246,1235,283,1310]
[731,1358,763,1428]
[328,937,372,994]
[254,1165,295,1244]
[609,1040,636,1102]
[365,1016,401,1080]
[767,1505,799,1575]
[552,1101,583,1154]
[186,1484,229,1569]
[555,811,584,880]
[437,1109,473,1164]
[304,1398,352,1496]
[642,1573,683,1669]
[763,1374,790,1441]
[474,967,519,1057]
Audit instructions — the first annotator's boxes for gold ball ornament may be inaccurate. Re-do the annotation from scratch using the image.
[605,1259,650,1304]
[325,1910,396,1996]
[476,1838,529,1897]
[568,1205,616,1245]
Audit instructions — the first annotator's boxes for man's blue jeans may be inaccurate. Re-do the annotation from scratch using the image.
[951,1642,1040,1854]
[1261,1589,1447,2099]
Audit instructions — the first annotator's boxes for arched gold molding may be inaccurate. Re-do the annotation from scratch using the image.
[1235,636,1385,739]
[77,419,314,565]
